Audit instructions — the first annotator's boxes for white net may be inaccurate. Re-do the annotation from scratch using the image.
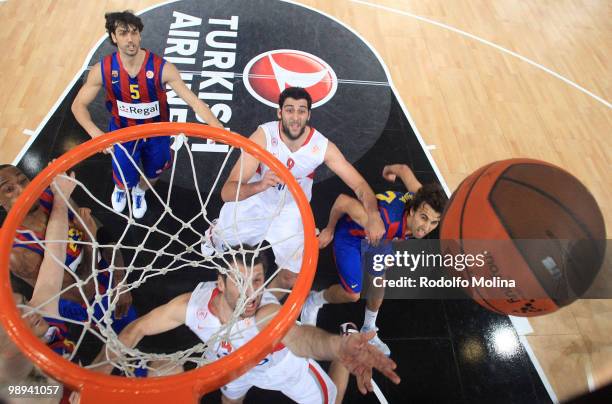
[8,129,309,378]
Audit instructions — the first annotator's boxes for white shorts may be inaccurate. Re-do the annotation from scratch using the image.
[212,196,305,273]
[221,351,337,404]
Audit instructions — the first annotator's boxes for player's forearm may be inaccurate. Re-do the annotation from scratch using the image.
[390,164,421,193]
[29,200,68,312]
[283,324,342,361]
[221,180,263,202]
[193,101,224,129]
[354,182,379,217]
[71,104,105,139]
[325,194,352,231]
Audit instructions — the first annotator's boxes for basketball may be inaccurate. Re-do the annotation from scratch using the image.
[440,158,606,316]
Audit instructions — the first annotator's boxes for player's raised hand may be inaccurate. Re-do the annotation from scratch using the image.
[51,171,77,201]
[365,214,385,246]
[318,227,334,249]
[338,329,400,394]
[382,164,398,182]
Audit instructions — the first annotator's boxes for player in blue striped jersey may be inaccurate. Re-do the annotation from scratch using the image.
[301,164,447,356]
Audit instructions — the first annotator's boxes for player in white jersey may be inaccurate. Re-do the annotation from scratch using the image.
[93,246,400,403]
[202,87,386,295]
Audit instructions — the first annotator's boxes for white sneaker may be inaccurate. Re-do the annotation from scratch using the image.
[300,291,323,326]
[361,325,391,356]
[200,219,225,257]
[111,186,127,213]
[340,322,358,336]
[131,188,147,219]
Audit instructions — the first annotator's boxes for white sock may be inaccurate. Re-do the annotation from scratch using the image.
[363,308,378,330]
[133,184,146,194]
[311,290,328,306]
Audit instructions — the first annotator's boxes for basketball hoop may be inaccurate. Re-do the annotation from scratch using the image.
[0,123,318,403]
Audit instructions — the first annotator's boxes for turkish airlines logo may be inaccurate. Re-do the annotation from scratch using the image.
[243,49,338,108]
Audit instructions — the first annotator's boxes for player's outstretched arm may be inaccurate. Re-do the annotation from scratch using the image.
[162,62,224,129]
[256,304,400,393]
[382,164,422,193]
[91,292,190,374]
[323,142,385,245]
[71,64,105,139]
[28,173,76,317]
[318,194,368,249]
[220,128,282,201]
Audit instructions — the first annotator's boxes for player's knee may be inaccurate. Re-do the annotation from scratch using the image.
[347,291,361,302]
[339,287,361,302]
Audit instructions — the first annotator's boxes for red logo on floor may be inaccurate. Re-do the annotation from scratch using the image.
[243,49,338,108]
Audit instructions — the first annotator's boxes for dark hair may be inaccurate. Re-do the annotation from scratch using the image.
[410,183,448,215]
[0,164,14,171]
[215,245,265,280]
[104,11,144,46]
[278,87,312,110]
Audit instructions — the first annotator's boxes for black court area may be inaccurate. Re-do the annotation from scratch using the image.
[4,1,552,403]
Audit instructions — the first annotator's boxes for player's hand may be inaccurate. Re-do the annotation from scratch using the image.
[382,164,408,182]
[114,289,133,319]
[318,227,334,249]
[365,214,385,246]
[74,207,97,242]
[51,172,77,202]
[88,130,114,154]
[256,171,283,192]
[338,330,401,394]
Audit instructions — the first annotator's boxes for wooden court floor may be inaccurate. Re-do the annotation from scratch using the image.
[0,0,610,402]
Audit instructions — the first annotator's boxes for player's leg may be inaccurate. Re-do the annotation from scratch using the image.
[328,361,350,404]
[220,374,253,404]
[265,206,304,297]
[328,322,358,404]
[136,135,172,219]
[111,140,141,213]
[300,236,362,326]
[201,198,267,256]
[360,247,391,356]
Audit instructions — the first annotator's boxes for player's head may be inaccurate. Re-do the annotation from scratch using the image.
[0,164,37,213]
[216,247,266,318]
[105,11,143,56]
[407,183,447,238]
[277,87,312,141]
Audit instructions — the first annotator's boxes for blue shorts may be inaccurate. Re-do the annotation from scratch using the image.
[58,259,137,334]
[111,136,171,189]
[334,233,393,294]
[333,233,363,294]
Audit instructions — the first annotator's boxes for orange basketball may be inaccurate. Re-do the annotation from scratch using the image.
[440,158,606,316]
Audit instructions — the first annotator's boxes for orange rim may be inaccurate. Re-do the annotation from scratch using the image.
[0,123,318,403]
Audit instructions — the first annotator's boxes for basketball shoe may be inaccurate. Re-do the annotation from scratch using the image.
[131,186,147,219]
[361,325,391,357]
[300,291,324,326]
[111,186,127,213]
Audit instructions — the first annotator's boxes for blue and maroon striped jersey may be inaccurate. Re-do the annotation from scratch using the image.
[336,191,413,240]
[100,50,169,130]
